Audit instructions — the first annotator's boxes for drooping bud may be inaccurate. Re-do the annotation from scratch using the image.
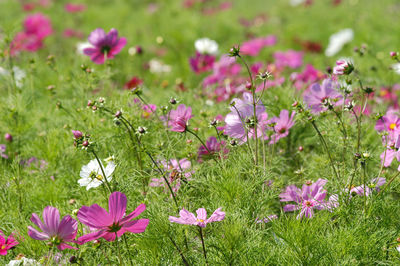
[71,130,83,139]
[115,110,122,118]
[4,133,12,142]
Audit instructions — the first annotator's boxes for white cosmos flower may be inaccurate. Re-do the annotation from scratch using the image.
[76,42,94,55]
[0,66,26,88]
[6,257,40,266]
[290,0,305,6]
[392,63,400,75]
[325,28,354,57]
[78,159,116,190]
[149,59,172,73]
[195,38,218,55]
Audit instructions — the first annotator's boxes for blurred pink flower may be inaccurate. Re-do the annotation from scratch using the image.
[0,230,18,256]
[240,35,276,56]
[24,13,52,40]
[273,50,303,69]
[83,28,127,64]
[291,64,325,90]
[169,208,225,227]
[77,192,149,243]
[28,206,78,250]
[64,3,86,13]
[189,52,215,74]
[142,104,157,118]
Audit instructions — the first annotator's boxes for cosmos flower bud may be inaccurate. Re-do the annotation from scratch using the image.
[390,51,397,58]
[82,140,89,147]
[333,59,354,75]
[69,256,78,264]
[169,97,177,105]
[137,126,147,135]
[5,133,12,142]
[71,130,83,139]
[87,100,94,107]
[245,81,252,90]
[229,46,240,57]
[115,110,122,118]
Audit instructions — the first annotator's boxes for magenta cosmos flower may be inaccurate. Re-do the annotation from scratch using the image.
[268,110,296,144]
[28,206,78,250]
[303,78,343,113]
[83,28,127,64]
[279,179,329,219]
[0,230,18,256]
[77,192,149,243]
[169,208,225,227]
[225,92,268,143]
[189,52,215,74]
[168,104,193,132]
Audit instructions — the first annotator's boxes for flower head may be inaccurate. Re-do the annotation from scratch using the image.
[240,35,277,56]
[77,192,149,243]
[168,104,193,132]
[83,28,127,64]
[325,28,354,57]
[349,177,386,197]
[268,110,296,144]
[279,179,329,219]
[194,38,218,55]
[303,78,343,113]
[78,159,116,190]
[273,50,303,69]
[224,92,268,143]
[189,52,215,74]
[197,136,228,162]
[28,206,78,250]
[169,208,225,227]
[0,230,18,256]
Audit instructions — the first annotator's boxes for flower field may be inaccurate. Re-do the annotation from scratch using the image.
[1,0,400,264]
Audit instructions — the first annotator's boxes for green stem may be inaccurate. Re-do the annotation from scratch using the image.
[92,151,113,193]
[198,227,208,265]
[123,234,133,266]
[310,121,340,180]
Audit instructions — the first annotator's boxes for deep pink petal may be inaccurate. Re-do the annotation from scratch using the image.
[77,230,107,244]
[42,206,60,236]
[57,215,78,241]
[28,226,49,240]
[108,192,127,223]
[57,243,78,250]
[120,204,146,225]
[123,219,149,233]
[77,204,112,229]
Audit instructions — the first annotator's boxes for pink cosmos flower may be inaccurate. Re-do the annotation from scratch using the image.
[189,52,215,74]
[64,3,86,13]
[168,104,193,132]
[83,28,127,64]
[255,215,278,224]
[303,78,343,113]
[0,145,8,159]
[10,32,43,54]
[142,104,157,118]
[333,59,353,75]
[77,192,149,243]
[124,76,143,90]
[375,110,400,134]
[24,13,52,40]
[349,178,386,197]
[380,133,400,168]
[0,230,18,255]
[225,92,268,143]
[28,206,78,250]
[273,50,303,69]
[279,179,329,219]
[240,35,277,56]
[268,110,296,144]
[197,136,228,162]
[291,64,326,90]
[149,158,193,194]
[169,208,225,227]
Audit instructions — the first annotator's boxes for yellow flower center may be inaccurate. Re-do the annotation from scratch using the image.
[390,123,396,130]
[197,219,204,223]
[96,174,103,180]
[0,244,5,250]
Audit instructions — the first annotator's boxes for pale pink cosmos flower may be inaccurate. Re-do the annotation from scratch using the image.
[64,3,86,13]
[268,110,296,144]
[0,230,18,256]
[28,206,78,250]
[375,110,400,133]
[255,215,278,224]
[303,78,343,113]
[0,144,8,159]
[77,192,149,243]
[83,28,127,64]
[168,104,193,132]
[142,104,157,118]
[279,179,329,219]
[225,92,268,143]
[240,35,277,56]
[273,50,303,69]
[169,208,225,227]
[349,178,386,197]
[149,158,193,194]
[333,59,353,75]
